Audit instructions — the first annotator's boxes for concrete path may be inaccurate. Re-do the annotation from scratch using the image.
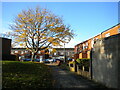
[47,64,107,89]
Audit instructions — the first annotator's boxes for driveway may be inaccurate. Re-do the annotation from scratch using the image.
[47,63,107,89]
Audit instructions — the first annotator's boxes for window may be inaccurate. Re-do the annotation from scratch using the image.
[105,33,110,37]
[76,47,78,52]
[21,51,24,54]
[118,28,120,33]
[57,52,60,55]
[96,38,98,40]
[11,51,14,54]
[38,51,41,54]
[83,44,85,50]
[85,43,88,49]
[86,42,88,46]
[65,52,68,56]
[15,51,18,53]
[25,51,28,53]
[67,52,69,56]
[61,52,64,55]
[54,53,56,55]
[77,47,79,53]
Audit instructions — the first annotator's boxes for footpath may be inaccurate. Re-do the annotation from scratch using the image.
[47,63,107,89]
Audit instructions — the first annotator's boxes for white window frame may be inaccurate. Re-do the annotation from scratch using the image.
[54,53,56,55]
[105,33,110,37]
[15,51,18,53]
[61,52,64,55]
[38,51,41,54]
[25,51,28,53]
[21,51,24,54]
[11,51,14,54]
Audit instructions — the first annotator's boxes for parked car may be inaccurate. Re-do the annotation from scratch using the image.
[43,59,50,63]
[42,59,54,63]
[56,59,63,62]
[68,58,72,61]
[34,59,40,62]
[48,59,54,63]
[23,58,31,61]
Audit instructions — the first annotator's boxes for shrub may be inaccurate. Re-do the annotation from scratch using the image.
[76,58,90,68]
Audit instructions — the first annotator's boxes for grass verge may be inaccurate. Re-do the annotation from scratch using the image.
[2,61,53,89]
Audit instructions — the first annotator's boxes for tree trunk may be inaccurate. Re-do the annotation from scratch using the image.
[31,52,35,62]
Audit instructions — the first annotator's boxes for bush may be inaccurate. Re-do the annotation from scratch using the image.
[76,58,90,68]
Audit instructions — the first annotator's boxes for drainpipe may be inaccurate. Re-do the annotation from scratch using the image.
[90,49,93,80]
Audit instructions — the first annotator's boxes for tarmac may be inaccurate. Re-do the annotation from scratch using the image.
[46,63,107,89]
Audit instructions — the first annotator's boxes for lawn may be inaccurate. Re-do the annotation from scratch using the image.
[2,61,53,89]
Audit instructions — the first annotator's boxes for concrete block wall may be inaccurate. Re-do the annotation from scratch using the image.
[118,34,120,88]
[92,34,120,88]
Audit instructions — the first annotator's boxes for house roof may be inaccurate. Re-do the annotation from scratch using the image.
[75,23,120,47]
[11,48,74,50]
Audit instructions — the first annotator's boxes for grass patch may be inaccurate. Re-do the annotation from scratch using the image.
[2,61,53,89]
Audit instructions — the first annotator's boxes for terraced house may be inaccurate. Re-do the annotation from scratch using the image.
[11,48,74,60]
[74,23,120,60]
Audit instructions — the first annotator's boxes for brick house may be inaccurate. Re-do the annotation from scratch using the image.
[11,48,45,59]
[50,48,74,60]
[74,23,120,59]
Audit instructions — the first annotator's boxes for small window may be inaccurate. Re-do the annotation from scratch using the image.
[25,51,28,53]
[21,51,24,54]
[118,28,120,33]
[105,33,110,37]
[15,51,18,53]
[54,53,56,55]
[86,42,88,46]
[38,51,41,54]
[67,52,69,56]
[61,52,64,55]
[83,44,85,50]
[11,51,14,54]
